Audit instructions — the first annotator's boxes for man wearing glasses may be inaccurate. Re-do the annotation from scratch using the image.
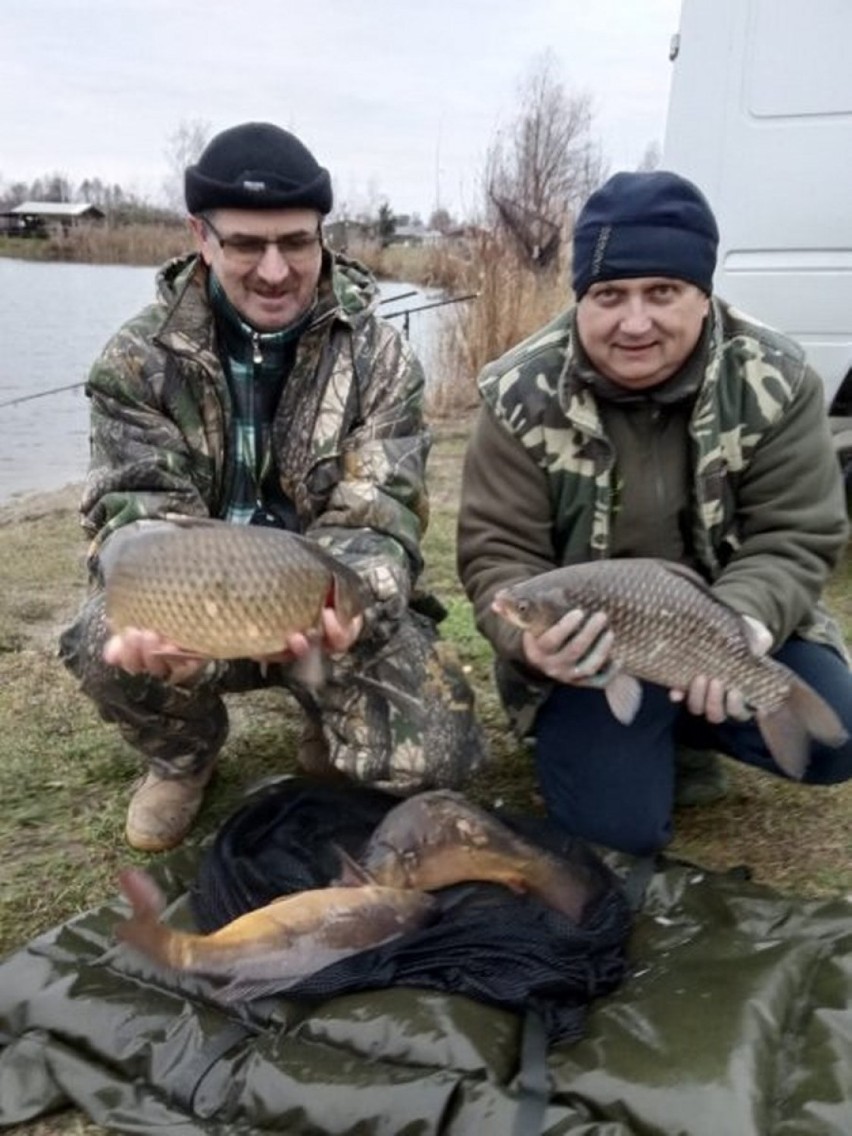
[60,121,487,853]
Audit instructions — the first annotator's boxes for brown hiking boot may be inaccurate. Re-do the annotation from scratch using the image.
[125,764,215,853]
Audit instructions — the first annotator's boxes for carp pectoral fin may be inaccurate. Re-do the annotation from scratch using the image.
[117,867,166,919]
[115,868,182,969]
[605,674,643,724]
[502,873,530,895]
[332,844,378,887]
[291,641,327,690]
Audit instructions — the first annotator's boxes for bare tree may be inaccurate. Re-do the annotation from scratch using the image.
[485,51,608,266]
[163,118,211,214]
[428,206,454,233]
[41,172,74,202]
[637,140,662,171]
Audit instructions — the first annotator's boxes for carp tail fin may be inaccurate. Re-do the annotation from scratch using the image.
[115,868,184,970]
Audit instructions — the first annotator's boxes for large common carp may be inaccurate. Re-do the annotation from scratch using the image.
[115,868,437,1002]
[491,557,848,779]
[336,790,600,922]
[100,517,367,662]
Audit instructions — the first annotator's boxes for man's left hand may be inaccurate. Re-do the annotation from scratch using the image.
[668,615,772,724]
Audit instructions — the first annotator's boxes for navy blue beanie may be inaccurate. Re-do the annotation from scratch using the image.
[571,170,718,299]
[185,122,333,215]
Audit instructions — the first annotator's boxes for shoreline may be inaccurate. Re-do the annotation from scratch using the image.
[0,481,83,523]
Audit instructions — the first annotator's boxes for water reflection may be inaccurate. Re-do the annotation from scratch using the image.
[0,259,441,504]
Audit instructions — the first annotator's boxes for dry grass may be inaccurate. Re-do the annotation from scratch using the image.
[0,223,193,266]
[431,234,568,412]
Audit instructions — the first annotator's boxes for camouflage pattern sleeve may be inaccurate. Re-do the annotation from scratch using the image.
[307,316,432,625]
[80,316,217,561]
[711,360,848,644]
[457,405,559,661]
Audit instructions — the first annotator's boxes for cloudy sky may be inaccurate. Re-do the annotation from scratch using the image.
[2,0,682,219]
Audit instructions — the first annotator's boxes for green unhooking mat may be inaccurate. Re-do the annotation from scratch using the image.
[0,780,850,1134]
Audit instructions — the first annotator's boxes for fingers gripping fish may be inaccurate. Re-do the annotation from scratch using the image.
[492,557,847,780]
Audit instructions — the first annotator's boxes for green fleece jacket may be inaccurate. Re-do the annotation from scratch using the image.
[457,297,849,736]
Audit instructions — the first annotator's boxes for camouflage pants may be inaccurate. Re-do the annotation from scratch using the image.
[59,593,489,794]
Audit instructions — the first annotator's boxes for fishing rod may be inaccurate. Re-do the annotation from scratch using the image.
[382,291,480,337]
[0,380,85,410]
[379,289,419,306]
[0,291,480,411]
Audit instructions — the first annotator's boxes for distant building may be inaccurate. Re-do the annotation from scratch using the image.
[387,224,443,248]
[0,201,106,237]
[323,218,372,253]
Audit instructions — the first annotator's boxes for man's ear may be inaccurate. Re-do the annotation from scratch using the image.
[187,215,210,261]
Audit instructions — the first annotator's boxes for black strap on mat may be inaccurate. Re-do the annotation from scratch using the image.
[621,854,659,912]
[512,1008,551,1136]
[169,1019,256,1113]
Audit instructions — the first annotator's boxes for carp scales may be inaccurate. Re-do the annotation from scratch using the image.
[336,790,600,922]
[100,517,367,661]
[115,868,437,1002]
[491,557,848,779]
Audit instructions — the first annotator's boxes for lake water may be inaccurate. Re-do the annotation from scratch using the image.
[0,258,442,504]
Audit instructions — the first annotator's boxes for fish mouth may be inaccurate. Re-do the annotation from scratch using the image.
[490,590,514,620]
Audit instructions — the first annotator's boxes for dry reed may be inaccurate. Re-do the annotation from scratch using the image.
[428,232,569,414]
[44,222,194,265]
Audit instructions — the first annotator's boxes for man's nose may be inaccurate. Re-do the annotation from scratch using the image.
[254,243,291,281]
[619,297,652,334]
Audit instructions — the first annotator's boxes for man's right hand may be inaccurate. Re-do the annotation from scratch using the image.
[521,608,616,687]
[103,628,209,686]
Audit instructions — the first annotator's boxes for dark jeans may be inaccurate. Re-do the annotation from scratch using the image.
[534,637,852,856]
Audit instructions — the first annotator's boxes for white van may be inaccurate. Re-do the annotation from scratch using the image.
[662,0,852,471]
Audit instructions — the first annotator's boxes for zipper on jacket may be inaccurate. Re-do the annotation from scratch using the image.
[252,333,263,365]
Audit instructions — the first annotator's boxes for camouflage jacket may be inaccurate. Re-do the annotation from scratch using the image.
[81,252,431,628]
[458,297,849,736]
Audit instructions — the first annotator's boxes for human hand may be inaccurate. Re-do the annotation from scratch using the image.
[251,607,364,666]
[520,608,615,687]
[668,614,772,723]
[103,628,208,686]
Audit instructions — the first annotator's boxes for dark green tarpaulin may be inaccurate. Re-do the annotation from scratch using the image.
[1,853,851,1134]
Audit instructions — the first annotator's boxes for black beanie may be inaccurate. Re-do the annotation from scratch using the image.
[185,122,333,215]
[572,170,718,299]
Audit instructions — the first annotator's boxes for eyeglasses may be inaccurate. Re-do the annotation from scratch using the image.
[202,217,323,267]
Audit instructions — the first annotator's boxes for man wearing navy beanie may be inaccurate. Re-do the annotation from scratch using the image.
[459,169,851,858]
[61,121,487,852]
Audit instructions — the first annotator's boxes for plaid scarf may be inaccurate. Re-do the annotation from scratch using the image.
[209,274,312,527]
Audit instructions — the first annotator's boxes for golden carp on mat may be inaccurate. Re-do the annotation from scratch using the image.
[100,517,367,660]
[336,789,600,922]
[491,557,848,779]
[115,868,436,1001]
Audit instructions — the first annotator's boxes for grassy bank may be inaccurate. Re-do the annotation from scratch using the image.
[1,423,851,1134]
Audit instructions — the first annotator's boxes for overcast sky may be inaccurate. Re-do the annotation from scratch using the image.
[2,0,682,219]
